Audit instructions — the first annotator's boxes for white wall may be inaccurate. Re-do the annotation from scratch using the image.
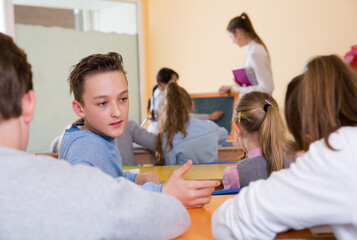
[15,24,140,153]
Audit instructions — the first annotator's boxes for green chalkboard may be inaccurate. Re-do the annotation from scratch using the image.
[192,96,235,133]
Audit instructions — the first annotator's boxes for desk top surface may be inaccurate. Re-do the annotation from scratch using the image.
[176,195,335,239]
[123,163,236,181]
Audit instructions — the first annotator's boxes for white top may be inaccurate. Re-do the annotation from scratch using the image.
[212,126,357,240]
[148,87,163,134]
[231,40,274,94]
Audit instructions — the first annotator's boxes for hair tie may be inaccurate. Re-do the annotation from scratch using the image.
[238,111,241,123]
[264,104,270,112]
[264,99,272,112]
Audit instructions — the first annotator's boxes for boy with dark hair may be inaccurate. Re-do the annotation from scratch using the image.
[0,32,190,239]
[60,51,220,208]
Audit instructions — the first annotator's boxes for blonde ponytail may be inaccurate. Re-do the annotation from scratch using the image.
[233,92,286,174]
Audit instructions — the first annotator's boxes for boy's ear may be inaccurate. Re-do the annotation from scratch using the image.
[21,90,36,124]
[233,123,242,137]
[72,100,85,118]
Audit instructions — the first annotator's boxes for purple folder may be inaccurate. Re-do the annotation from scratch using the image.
[232,68,257,86]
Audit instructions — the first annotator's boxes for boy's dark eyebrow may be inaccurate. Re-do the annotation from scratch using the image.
[92,89,128,99]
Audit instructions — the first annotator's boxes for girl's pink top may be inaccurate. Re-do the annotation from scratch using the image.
[296,151,304,158]
[222,147,263,189]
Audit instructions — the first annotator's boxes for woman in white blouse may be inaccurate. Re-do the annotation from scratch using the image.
[219,13,274,94]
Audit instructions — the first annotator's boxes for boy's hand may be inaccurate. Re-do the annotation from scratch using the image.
[162,160,220,208]
[135,172,161,185]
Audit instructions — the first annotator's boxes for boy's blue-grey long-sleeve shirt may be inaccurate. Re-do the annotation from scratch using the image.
[59,125,162,192]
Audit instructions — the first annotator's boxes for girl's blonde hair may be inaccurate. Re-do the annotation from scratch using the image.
[156,82,192,159]
[233,91,286,174]
[299,55,357,151]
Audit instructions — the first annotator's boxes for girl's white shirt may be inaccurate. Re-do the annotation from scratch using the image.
[147,87,163,134]
[212,126,357,240]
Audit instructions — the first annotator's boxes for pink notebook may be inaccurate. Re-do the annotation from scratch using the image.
[232,68,257,86]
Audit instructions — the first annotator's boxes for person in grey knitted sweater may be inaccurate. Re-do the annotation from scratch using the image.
[117,120,156,165]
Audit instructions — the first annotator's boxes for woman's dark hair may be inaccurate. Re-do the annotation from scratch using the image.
[227,12,269,55]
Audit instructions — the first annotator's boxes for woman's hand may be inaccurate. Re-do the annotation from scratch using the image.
[218,85,231,93]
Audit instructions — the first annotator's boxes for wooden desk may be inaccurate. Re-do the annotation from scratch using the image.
[176,195,335,240]
[35,152,59,158]
[123,163,236,182]
[133,149,156,165]
[133,146,243,165]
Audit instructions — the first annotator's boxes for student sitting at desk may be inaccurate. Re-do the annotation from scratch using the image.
[51,119,155,166]
[212,55,357,239]
[147,67,223,133]
[116,119,156,166]
[0,32,190,239]
[222,91,288,189]
[59,52,220,208]
[157,82,228,165]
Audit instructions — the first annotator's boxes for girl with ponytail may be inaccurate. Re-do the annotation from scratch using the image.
[219,12,274,95]
[147,68,179,134]
[222,91,287,189]
[157,82,228,165]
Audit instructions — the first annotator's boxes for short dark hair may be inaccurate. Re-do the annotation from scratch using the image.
[0,33,33,121]
[68,52,126,105]
[156,68,179,85]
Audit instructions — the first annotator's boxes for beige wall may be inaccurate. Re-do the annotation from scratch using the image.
[144,0,357,109]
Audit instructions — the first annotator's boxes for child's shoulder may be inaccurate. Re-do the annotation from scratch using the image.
[238,156,268,168]
[63,128,107,147]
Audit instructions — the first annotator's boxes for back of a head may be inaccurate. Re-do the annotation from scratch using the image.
[0,33,33,122]
[233,91,286,173]
[284,74,304,151]
[147,67,179,118]
[156,82,192,156]
[299,55,357,150]
[68,52,125,105]
[226,12,269,54]
[156,68,179,85]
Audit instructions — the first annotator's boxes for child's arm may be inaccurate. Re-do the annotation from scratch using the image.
[222,165,240,189]
[207,121,228,145]
[130,121,156,151]
[60,135,102,167]
[162,160,221,208]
